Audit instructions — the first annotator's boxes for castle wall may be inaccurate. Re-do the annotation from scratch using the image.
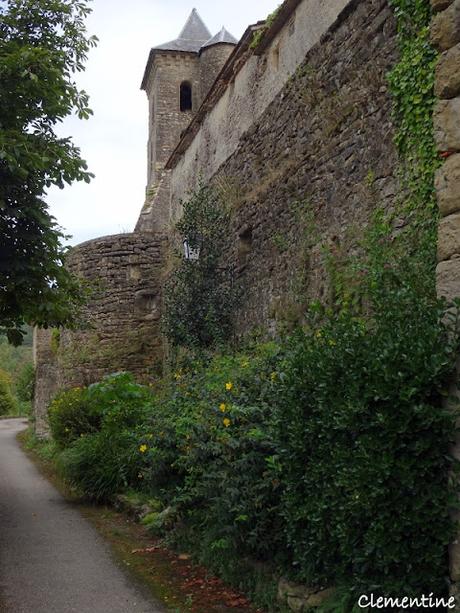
[169,0,352,223]
[430,0,460,600]
[170,0,399,335]
[56,233,168,389]
[33,232,168,435]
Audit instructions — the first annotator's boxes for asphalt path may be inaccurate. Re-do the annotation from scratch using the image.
[0,419,163,613]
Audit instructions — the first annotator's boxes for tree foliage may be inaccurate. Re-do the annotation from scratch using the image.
[163,184,236,349]
[0,0,97,344]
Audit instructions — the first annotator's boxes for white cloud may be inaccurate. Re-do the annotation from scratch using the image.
[47,0,280,245]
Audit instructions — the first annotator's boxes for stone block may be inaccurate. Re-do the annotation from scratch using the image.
[434,98,460,151]
[438,213,460,260]
[436,258,460,299]
[431,0,460,51]
[435,154,460,216]
[432,0,454,11]
[436,44,460,98]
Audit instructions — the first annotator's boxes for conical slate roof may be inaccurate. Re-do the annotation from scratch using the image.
[155,8,212,53]
[202,26,238,49]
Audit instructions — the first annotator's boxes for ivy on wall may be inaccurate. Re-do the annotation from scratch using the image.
[388,0,441,258]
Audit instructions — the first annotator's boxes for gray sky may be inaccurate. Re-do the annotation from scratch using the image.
[47,0,280,245]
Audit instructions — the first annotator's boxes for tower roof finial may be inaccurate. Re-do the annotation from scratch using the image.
[154,9,212,53]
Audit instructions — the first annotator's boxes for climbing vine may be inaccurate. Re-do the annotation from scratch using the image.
[388,0,440,259]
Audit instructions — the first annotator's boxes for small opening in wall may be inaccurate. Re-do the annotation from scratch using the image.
[180,81,193,112]
[237,226,253,272]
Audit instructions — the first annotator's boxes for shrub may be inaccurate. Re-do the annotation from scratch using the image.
[0,376,17,416]
[143,344,285,568]
[54,373,155,500]
[162,184,236,349]
[16,363,35,402]
[275,256,458,598]
[58,427,149,502]
[48,387,100,448]
[86,372,153,431]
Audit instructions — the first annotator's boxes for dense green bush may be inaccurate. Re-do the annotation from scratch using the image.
[48,386,100,448]
[0,375,17,416]
[15,363,35,402]
[48,276,458,602]
[276,284,457,597]
[162,184,236,349]
[53,373,154,500]
[145,346,284,561]
[58,427,149,502]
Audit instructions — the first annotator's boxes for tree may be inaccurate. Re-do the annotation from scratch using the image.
[163,184,236,349]
[0,0,97,345]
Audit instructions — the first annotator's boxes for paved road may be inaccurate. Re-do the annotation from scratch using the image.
[0,419,163,613]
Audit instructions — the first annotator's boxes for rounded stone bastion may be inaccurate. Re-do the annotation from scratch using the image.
[33,232,168,437]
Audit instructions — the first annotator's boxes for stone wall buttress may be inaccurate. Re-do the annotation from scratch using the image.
[431,0,460,603]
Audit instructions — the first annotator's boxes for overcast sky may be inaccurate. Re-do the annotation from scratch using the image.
[47,0,279,246]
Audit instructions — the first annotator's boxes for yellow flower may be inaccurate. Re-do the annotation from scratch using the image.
[225,382,233,391]
[270,372,277,381]
[315,330,322,339]
[223,418,231,428]
[329,339,336,347]
[219,403,227,413]
[139,444,148,453]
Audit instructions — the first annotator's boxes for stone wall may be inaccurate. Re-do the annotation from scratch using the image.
[177,0,399,336]
[431,0,460,605]
[58,233,167,388]
[168,0,353,223]
[33,232,167,434]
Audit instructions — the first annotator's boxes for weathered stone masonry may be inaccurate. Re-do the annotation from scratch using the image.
[169,0,399,335]
[33,233,167,437]
[34,0,401,429]
[431,0,460,603]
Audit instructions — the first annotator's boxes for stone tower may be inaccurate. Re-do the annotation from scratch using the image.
[136,9,237,233]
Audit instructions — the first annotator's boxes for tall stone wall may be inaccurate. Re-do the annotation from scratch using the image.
[58,233,167,388]
[170,0,399,335]
[431,0,460,604]
[33,232,167,434]
[168,0,352,222]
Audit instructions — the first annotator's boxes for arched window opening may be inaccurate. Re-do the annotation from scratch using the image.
[180,81,192,112]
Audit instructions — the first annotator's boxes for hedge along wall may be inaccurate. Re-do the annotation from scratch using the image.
[33,232,168,436]
[168,0,400,336]
[431,0,460,597]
